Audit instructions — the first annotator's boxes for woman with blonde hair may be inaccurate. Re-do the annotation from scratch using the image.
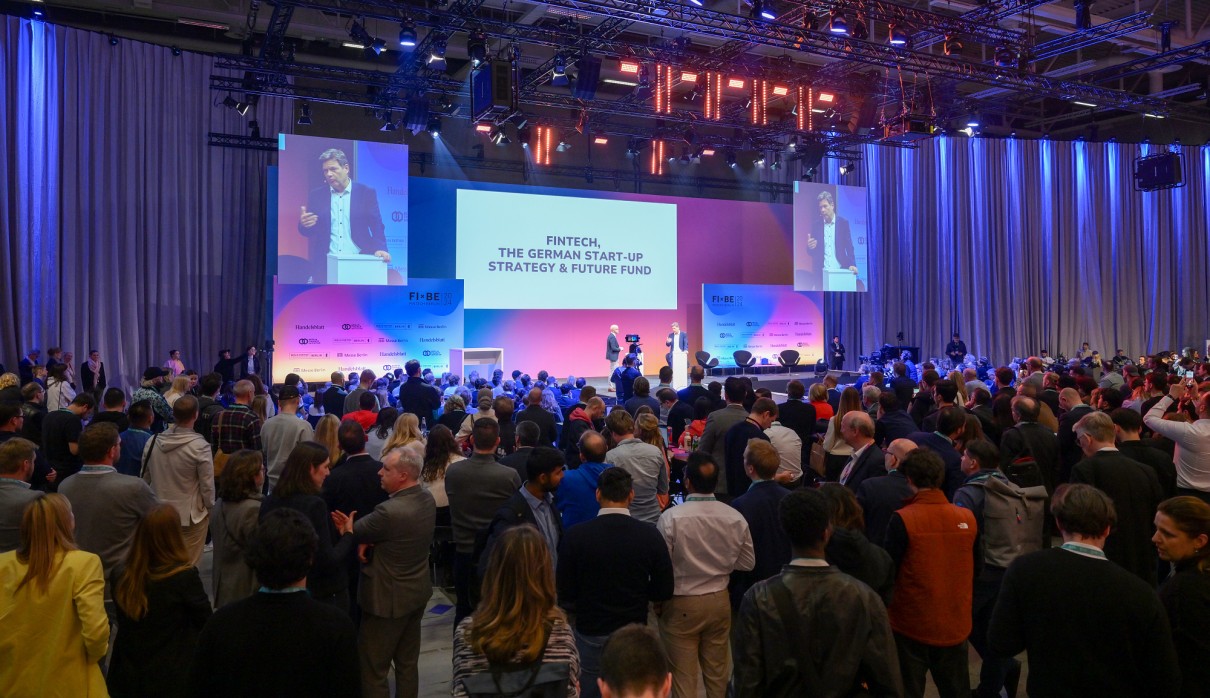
[210,449,264,607]
[313,414,343,466]
[947,370,968,405]
[109,504,212,696]
[821,386,861,481]
[0,372,21,403]
[809,382,834,421]
[164,375,192,408]
[382,412,426,460]
[0,494,109,696]
[452,525,579,697]
[250,394,271,425]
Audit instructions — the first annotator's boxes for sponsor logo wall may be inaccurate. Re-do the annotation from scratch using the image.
[701,284,824,366]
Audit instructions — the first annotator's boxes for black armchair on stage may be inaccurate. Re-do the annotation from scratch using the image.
[733,350,757,373]
[695,351,720,371]
[777,349,801,373]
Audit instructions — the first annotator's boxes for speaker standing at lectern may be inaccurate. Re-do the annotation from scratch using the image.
[297,147,391,284]
[665,322,688,366]
[805,190,858,291]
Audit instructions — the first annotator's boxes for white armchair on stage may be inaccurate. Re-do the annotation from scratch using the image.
[450,348,504,382]
[671,349,688,391]
[327,253,388,286]
[823,268,857,292]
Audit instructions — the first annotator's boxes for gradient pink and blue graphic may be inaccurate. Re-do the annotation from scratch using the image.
[701,285,824,366]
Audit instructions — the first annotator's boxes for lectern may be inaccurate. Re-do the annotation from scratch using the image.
[327,253,388,286]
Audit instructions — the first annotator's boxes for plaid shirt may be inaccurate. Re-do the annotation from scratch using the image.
[210,404,262,454]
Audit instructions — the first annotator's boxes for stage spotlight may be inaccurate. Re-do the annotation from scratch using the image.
[888,24,908,45]
[852,13,869,39]
[725,150,738,168]
[109,34,119,46]
[994,46,1015,67]
[427,37,448,70]
[770,153,782,170]
[380,112,396,132]
[689,0,703,5]
[753,153,766,167]
[619,60,641,74]
[223,95,250,115]
[489,125,510,145]
[594,136,609,145]
[839,160,855,174]
[965,114,980,127]
[370,38,387,55]
[557,138,572,152]
[466,32,487,67]
[297,102,313,126]
[943,35,963,55]
[427,117,442,138]
[751,0,777,21]
[551,55,569,87]
[171,46,182,56]
[1074,0,1092,30]
[398,21,417,49]
[828,10,848,34]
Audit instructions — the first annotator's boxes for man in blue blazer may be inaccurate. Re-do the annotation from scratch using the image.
[728,440,791,608]
[665,322,688,366]
[908,406,967,499]
[837,412,886,494]
[298,147,390,284]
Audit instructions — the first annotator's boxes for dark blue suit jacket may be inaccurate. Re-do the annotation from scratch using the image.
[875,410,917,448]
[855,470,914,548]
[728,480,790,608]
[299,181,388,284]
[907,431,964,499]
[841,444,886,493]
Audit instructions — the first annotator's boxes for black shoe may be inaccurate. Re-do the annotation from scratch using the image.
[1004,659,1022,698]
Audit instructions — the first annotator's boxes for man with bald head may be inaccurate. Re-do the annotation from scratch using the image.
[211,379,263,455]
[557,431,613,529]
[998,396,1060,494]
[516,387,558,447]
[1057,387,1093,483]
[855,438,918,548]
[837,411,885,492]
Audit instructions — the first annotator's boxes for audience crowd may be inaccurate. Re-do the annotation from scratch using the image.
[1,343,1209,698]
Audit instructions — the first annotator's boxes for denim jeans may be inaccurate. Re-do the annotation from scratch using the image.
[574,628,611,698]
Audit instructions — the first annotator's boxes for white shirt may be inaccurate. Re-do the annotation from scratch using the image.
[822,219,839,269]
[328,181,355,254]
[657,494,755,596]
[764,422,803,481]
[1144,396,1210,491]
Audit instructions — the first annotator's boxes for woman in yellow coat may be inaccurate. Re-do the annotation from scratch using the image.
[0,493,110,697]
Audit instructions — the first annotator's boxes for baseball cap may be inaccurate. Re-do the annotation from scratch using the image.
[279,385,301,401]
[143,367,168,381]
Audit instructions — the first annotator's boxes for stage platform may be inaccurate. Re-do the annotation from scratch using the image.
[580,369,862,399]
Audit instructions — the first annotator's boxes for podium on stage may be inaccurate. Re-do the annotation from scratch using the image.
[450,348,504,381]
[823,268,857,292]
[327,253,388,286]
[671,349,688,391]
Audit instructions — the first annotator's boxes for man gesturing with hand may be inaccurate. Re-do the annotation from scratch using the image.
[298,147,391,284]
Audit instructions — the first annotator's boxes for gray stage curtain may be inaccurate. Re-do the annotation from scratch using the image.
[825,138,1210,365]
[1,16,289,389]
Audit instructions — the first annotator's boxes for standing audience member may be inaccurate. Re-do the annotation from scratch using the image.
[367,408,398,461]
[164,376,191,408]
[837,411,886,492]
[998,396,1060,494]
[133,368,173,431]
[19,383,47,450]
[731,488,902,698]
[451,526,580,698]
[108,504,212,697]
[557,467,674,698]
[501,421,541,482]
[344,369,381,416]
[210,450,263,608]
[517,388,560,447]
[0,494,109,696]
[91,387,130,433]
[261,385,314,490]
[117,401,155,477]
[562,396,605,466]
[1056,387,1094,482]
[445,419,521,626]
[45,363,77,411]
[260,442,356,611]
[1070,411,1164,585]
[818,484,896,604]
[906,407,966,499]
[1154,496,1210,698]
[59,423,159,594]
[695,378,750,497]
[989,484,1179,697]
[1112,407,1177,499]
[821,388,861,481]
[728,440,791,608]
[189,508,360,697]
[856,438,917,548]
[81,350,107,398]
[42,392,94,484]
[142,395,215,565]
[885,449,978,698]
[656,452,754,698]
[481,446,566,571]
[211,380,263,455]
[324,419,389,624]
[604,409,669,525]
[421,424,463,525]
[722,399,775,497]
[0,438,42,553]
[354,447,437,698]
[322,371,348,418]
[556,431,612,530]
[597,625,672,698]
[875,391,918,449]
[1144,382,1210,503]
[398,360,440,425]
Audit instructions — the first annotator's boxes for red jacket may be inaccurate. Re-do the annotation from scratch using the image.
[345,410,377,432]
[887,488,977,646]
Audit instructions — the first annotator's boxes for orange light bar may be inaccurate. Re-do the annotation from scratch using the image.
[619,60,640,74]
[772,85,789,96]
[701,148,716,156]
[594,136,609,144]
[475,123,493,132]
[728,77,746,89]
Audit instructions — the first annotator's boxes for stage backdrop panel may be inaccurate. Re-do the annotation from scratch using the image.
[455,189,678,310]
[793,182,869,293]
[701,284,825,367]
[273,278,463,381]
[276,134,409,286]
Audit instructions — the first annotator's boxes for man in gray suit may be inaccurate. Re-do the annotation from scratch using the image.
[353,446,436,698]
[0,437,43,553]
[606,324,622,391]
[694,377,749,498]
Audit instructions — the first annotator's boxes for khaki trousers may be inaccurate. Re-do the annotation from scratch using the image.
[181,515,209,567]
[658,590,731,698]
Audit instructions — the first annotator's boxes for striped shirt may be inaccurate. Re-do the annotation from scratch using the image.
[451,616,580,698]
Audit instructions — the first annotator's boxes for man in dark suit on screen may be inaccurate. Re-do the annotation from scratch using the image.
[298,147,391,284]
[805,190,857,291]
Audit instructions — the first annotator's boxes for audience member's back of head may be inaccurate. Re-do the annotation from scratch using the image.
[685,451,719,493]
[779,488,831,550]
[338,418,367,454]
[605,408,635,437]
[525,446,565,482]
[515,420,541,448]
[1052,483,1116,537]
[599,624,672,698]
[102,387,126,410]
[597,466,633,503]
[472,418,500,452]
[723,377,746,404]
[899,448,945,490]
[246,508,318,591]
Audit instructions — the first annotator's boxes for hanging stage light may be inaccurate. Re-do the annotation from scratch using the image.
[828,10,849,35]
[398,21,417,49]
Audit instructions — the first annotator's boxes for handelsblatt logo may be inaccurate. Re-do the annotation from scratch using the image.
[294,324,325,330]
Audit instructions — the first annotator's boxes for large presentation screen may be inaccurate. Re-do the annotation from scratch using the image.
[792,182,869,292]
[455,189,678,310]
[276,134,409,286]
